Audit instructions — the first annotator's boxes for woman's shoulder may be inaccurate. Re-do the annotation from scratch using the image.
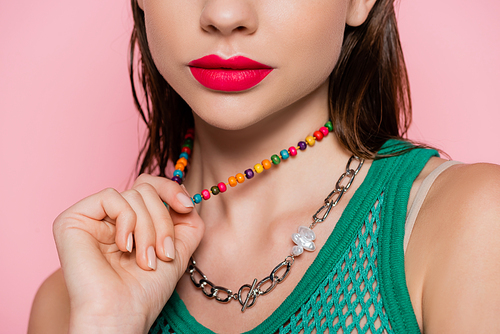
[407,159,500,332]
[28,268,70,334]
[425,160,500,227]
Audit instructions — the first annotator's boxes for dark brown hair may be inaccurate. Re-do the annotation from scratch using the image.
[129,0,412,176]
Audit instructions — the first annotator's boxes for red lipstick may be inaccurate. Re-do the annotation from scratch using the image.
[188,55,273,92]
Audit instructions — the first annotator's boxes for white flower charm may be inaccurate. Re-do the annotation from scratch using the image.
[291,226,316,256]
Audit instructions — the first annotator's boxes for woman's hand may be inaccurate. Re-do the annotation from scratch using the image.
[52,174,204,333]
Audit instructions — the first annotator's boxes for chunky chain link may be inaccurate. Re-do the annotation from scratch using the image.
[310,156,364,229]
[188,256,294,311]
[187,156,364,312]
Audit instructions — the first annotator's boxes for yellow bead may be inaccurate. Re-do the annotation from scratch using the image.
[305,135,315,146]
[254,163,264,173]
[228,176,238,187]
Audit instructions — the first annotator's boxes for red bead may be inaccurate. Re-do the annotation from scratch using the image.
[184,133,194,140]
[181,147,192,155]
[319,126,329,137]
[201,189,210,200]
[218,182,227,193]
[186,128,195,135]
[313,131,323,141]
[289,146,297,156]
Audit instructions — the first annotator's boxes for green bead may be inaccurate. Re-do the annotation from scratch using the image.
[184,138,193,145]
[182,142,193,149]
[271,154,281,165]
[211,186,220,195]
[325,120,333,132]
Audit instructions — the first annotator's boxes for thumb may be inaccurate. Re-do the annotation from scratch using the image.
[169,205,205,279]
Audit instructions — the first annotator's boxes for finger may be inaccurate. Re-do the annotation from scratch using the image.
[133,182,176,262]
[53,188,137,254]
[167,205,205,280]
[121,189,157,271]
[133,174,194,213]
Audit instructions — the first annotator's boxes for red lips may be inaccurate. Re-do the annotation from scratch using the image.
[188,55,273,92]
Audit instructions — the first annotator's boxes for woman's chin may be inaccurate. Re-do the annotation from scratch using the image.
[192,110,271,132]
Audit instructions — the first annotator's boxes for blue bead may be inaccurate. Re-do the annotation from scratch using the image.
[280,149,289,160]
[173,169,183,178]
[180,152,189,160]
[193,194,202,204]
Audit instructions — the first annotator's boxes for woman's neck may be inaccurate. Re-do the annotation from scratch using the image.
[182,83,353,233]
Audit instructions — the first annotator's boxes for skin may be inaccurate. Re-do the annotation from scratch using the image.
[28,0,500,333]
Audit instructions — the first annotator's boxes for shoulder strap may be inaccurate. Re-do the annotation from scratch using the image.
[376,144,438,334]
[404,160,462,253]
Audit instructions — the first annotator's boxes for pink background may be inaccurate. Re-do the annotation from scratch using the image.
[1,0,499,332]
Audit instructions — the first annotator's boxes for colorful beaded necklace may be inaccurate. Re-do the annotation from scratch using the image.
[169,120,364,312]
[171,120,335,205]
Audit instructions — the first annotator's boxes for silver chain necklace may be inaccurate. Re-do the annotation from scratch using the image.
[187,156,364,312]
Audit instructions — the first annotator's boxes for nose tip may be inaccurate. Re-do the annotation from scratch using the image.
[200,0,258,36]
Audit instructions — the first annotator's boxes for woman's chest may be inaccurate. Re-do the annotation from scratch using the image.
[169,206,395,333]
[175,233,331,333]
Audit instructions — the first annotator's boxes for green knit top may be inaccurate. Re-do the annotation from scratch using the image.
[149,141,438,334]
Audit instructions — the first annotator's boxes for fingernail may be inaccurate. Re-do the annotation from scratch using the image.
[126,233,133,253]
[163,236,175,260]
[147,246,157,270]
[180,184,191,196]
[177,192,194,208]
